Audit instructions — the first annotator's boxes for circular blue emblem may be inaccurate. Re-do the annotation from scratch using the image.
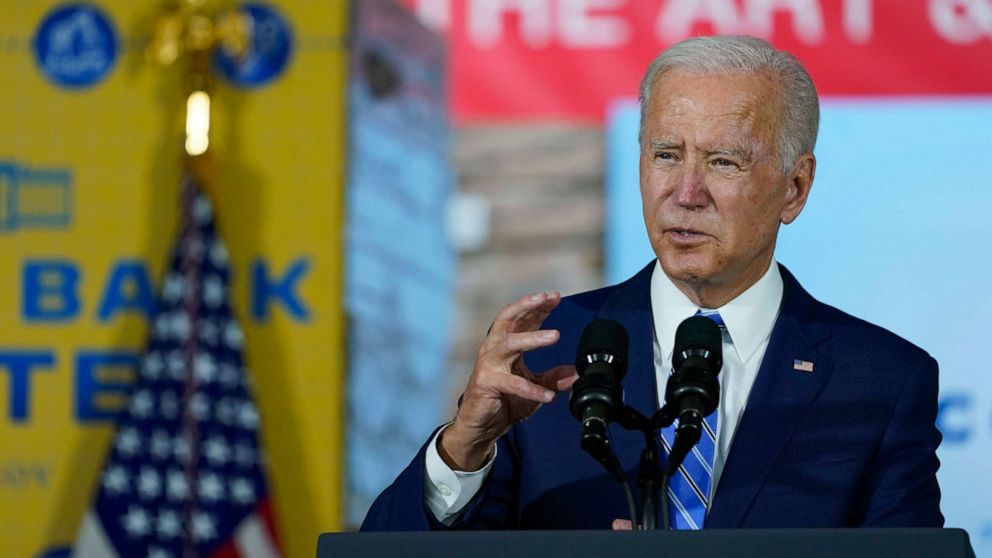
[33,3,118,88]
[215,3,293,88]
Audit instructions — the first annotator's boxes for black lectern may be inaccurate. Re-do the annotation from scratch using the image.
[316,529,975,558]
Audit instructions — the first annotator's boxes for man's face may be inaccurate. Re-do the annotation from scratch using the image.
[639,69,813,302]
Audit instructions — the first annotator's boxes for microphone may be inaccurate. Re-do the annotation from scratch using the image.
[664,315,723,475]
[570,319,628,464]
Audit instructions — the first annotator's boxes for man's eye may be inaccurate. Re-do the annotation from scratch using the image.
[655,152,676,161]
[713,158,738,168]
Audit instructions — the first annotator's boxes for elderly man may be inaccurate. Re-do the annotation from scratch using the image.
[362,35,942,530]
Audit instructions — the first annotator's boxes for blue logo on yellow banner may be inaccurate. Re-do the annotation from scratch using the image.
[32,3,118,89]
[0,161,73,232]
[215,3,293,88]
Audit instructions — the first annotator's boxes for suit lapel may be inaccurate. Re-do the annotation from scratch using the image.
[595,262,660,420]
[706,265,835,528]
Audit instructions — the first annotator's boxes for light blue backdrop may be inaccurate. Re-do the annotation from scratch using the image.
[605,98,992,554]
[345,11,454,526]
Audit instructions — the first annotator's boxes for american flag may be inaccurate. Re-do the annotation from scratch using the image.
[74,172,281,558]
[793,359,815,373]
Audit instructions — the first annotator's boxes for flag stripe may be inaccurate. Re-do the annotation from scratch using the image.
[256,499,281,550]
[73,511,118,558]
[235,508,281,558]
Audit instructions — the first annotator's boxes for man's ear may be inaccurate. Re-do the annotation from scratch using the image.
[781,153,815,225]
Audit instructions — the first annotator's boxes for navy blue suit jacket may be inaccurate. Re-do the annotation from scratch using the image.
[362,262,943,530]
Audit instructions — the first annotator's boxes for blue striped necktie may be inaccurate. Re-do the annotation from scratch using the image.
[660,309,726,529]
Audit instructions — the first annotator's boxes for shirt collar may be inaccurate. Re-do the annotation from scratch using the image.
[651,259,784,366]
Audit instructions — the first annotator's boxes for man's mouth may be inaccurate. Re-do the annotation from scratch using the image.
[668,227,706,237]
[665,227,710,243]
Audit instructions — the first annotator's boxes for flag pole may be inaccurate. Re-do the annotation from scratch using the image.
[148,0,248,188]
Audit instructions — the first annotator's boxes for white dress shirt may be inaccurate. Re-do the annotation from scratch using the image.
[424,260,784,524]
[651,260,782,499]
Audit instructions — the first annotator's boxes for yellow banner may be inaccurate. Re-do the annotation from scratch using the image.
[0,2,347,557]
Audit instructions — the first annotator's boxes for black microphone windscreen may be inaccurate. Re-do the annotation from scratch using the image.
[673,315,722,365]
[575,319,629,374]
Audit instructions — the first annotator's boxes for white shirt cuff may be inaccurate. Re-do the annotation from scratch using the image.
[423,423,496,525]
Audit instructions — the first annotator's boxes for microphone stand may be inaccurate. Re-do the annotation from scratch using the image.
[616,407,653,529]
[580,402,700,531]
[615,404,678,530]
[613,401,692,530]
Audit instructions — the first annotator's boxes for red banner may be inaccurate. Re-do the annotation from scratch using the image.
[401,0,992,121]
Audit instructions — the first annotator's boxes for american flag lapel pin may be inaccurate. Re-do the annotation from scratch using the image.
[793,359,815,372]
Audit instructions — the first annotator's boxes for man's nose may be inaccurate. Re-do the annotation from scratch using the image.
[672,167,708,209]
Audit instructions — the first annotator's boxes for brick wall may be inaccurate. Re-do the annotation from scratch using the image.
[445,123,608,411]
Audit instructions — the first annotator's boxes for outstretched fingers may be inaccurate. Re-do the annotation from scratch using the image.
[511,291,561,333]
[490,329,561,360]
[489,291,561,338]
[533,365,579,392]
[482,369,555,403]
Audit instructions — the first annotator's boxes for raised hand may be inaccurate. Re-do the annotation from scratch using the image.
[439,292,578,471]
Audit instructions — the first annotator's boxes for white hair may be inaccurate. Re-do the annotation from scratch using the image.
[638,35,819,172]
